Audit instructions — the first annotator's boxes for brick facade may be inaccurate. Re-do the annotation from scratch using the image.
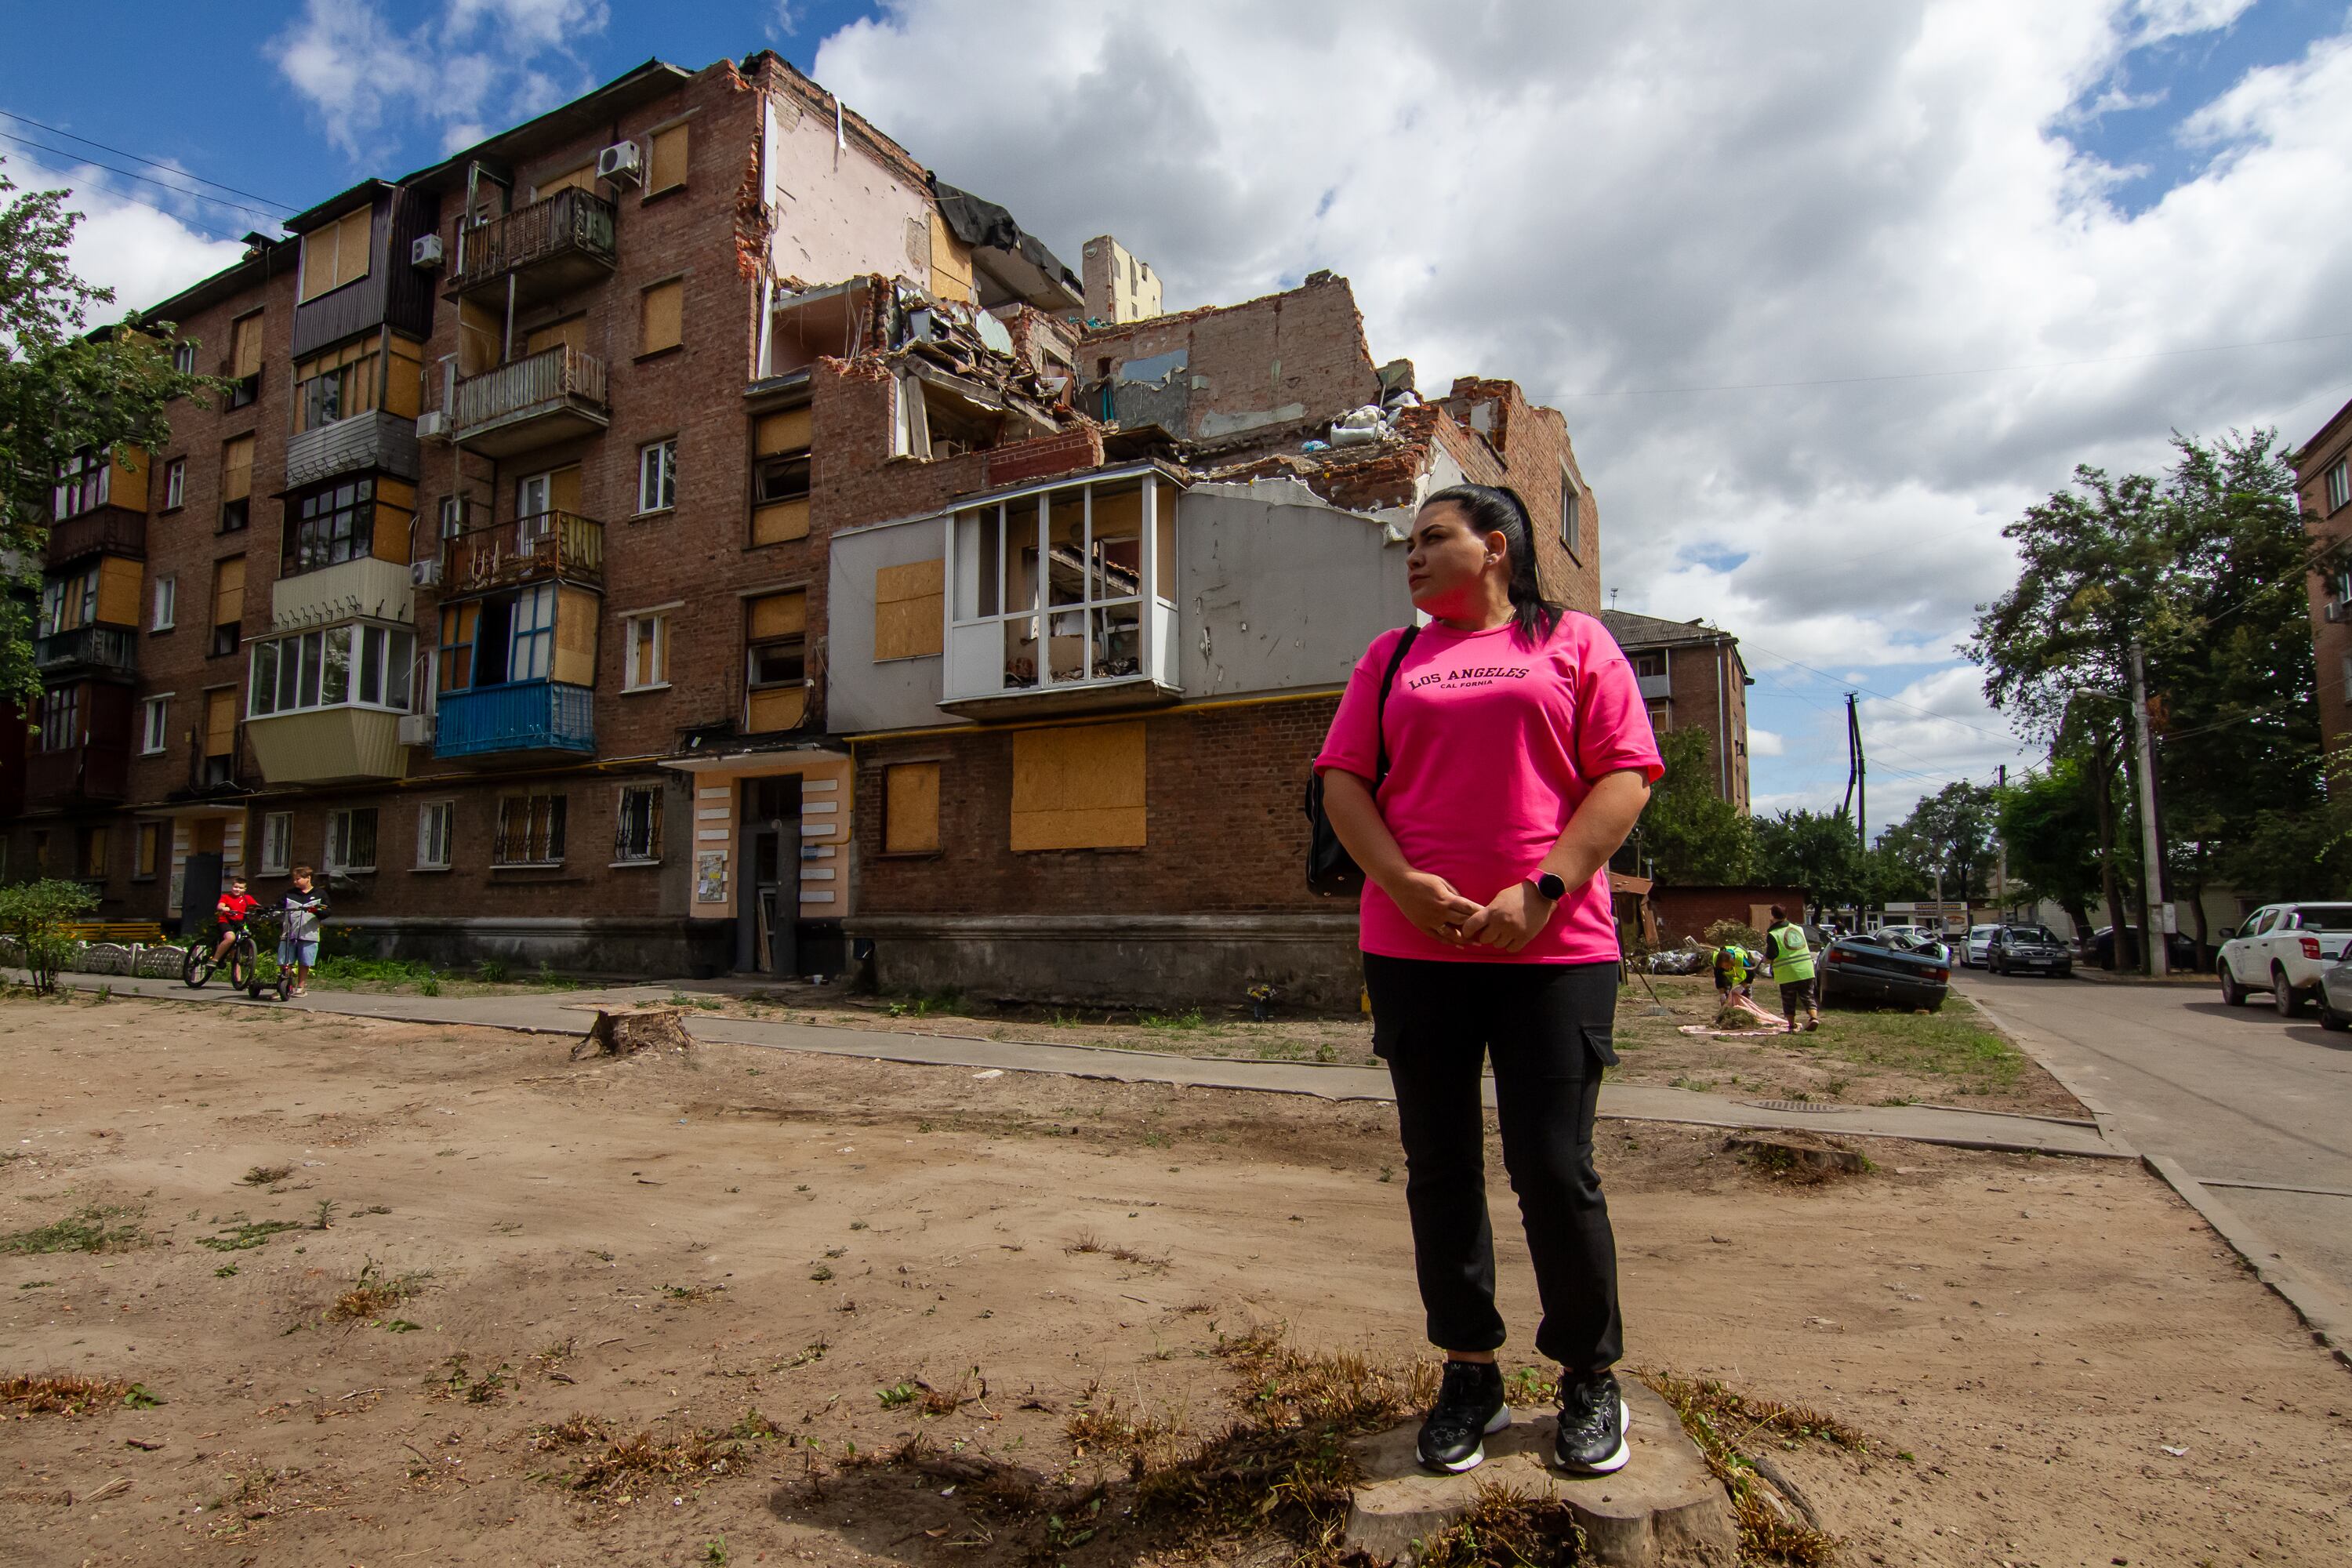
[2296,397,2352,757]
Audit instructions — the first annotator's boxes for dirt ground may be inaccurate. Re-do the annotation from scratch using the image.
[2,994,2346,1567]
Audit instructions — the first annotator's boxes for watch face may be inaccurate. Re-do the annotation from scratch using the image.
[1537,873,1566,900]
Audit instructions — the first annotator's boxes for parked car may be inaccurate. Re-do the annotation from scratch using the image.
[2086,925,2200,971]
[1817,930,1952,1011]
[2317,956,2352,1031]
[1884,928,1953,961]
[1985,924,2072,978]
[2217,903,2352,1016]
[1962,924,2001,967]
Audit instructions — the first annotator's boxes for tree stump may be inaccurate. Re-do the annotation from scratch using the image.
[573,1008,694,1061]
[1726,1134,1871,1178]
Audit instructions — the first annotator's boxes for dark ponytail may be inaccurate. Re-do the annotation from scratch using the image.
[1420,483,1563,644]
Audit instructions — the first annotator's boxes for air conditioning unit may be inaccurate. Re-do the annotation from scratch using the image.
[416,410,448,441]
[596,140,643,187]
[411,559,443,588]
[409,234,445,270]
[396,713,437,748]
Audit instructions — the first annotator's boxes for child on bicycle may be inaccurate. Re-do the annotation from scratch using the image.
[212,876,260,965]
[280,866,328,998]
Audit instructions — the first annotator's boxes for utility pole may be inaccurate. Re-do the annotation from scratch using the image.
[1843,693,1867,850]
[1994,763,2008,916]
[2129,644,2169,978]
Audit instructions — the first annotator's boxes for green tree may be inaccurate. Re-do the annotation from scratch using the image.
[1630,726,1754,884]
[1750,808,1871,909]
[1,159,214,705]
[0,877,97,993]
[1996,760,2103,933]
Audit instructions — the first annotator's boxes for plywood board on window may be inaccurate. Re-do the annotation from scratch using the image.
[96,556,144,628]
[108,446,149,511]
[384,333,424,417]
[372,499,411,564]
[221,435,254,502]
[748,589,805,640]
[205,689,236,757]
[526,315,588,358]
[335,207,373,291]
[649,124,689,192]
[754,407,812,455]
[231,312,264,377]
[752,498,811,544]
[884,761,941,852]
[549,464,583,514]
[747,686,805,732]
[537,162,597,199]
[554,584,601,686]
[457,297,501,376]
[641,279,683,354]
[873,557,945,660]
[210,556,244,626]
[1011,721,1145,851]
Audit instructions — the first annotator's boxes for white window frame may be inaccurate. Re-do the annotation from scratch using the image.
[1560,466,1583,558]
[259,811,293,876]
[416,799,454,870]
[622,609,670,691]
[248,622,416,719]
[164,456,187,510]
[152,574,176,631]
[139,695,169,756]
[2331,459,2350,513]
[326,807,378,874]
[637,437,677,514]
[172,342,196,376]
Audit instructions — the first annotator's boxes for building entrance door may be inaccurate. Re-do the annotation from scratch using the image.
[735,776,801,976]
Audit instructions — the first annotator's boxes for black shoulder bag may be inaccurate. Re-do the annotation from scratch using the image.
[1303,625,1421,897]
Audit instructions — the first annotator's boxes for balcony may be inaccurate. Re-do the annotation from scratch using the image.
[26,741,129,808]
[1637,671,1671,701]
[450,343,609,456]
[434,678,594,761]
[45,505,146,566]
[270,555,415,634]
[441,512,604,597]
[246,707,410,786]
[285,409,420,489]
[34,626,137,681]
[448,188,617,309]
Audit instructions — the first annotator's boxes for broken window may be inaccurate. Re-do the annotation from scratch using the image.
[745,590,807,732]
[751,407,811,545]
[1560,466,1583,557]
[294,336,382,434]
[220,435,253,532]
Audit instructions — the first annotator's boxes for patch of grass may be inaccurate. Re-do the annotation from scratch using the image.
[1068,1393,1189,1473]
[1140,1007,1206,1032]
[195,1214,305,1252]
[530,1411,613,1450]
[1065,1232,1102,1254]
[1107,1244,1169,1271]
[437,1352,512,1404]
[877,1381,920,1410]
[1,1203,144,1254]
[662,1283,724,1303]
[474,958,510,984]
[1642,1367,1867,1566]
[240,1163,296,1187]
[310,955,443,989]
[328,1259,420,1322]
[569,1427,750,1500]
[1,1372,146,1415]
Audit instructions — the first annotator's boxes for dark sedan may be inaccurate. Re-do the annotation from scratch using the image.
[1986,924,2072,978]
[2086,925,2200,969]
[1817,931,1952,1011]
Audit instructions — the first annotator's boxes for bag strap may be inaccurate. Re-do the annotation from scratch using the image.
[1372,624,1421,787]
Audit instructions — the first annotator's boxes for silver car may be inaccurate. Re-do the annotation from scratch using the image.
[2319,957,2352,1032]
[1962,924,1999,967]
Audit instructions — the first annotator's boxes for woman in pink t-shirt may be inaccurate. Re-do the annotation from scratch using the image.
[1315,484,1662,1478]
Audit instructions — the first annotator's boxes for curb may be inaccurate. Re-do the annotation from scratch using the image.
[2140,1154,2351,1371]
[1953,989,2138,1156]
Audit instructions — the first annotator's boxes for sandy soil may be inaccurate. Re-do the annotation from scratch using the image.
[1,994,2344,1566]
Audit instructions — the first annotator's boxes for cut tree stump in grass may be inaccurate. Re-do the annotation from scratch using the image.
[1726,1134,1871,1178]
[573,1009,693,1061]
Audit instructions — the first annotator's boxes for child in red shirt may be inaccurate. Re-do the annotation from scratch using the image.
[212,877,260,964]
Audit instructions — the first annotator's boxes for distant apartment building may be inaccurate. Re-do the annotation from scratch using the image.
[1080,235,1161,325]
[1598,609,1751,812]
[2296,396,2352,757]
[7,49,1607,1004]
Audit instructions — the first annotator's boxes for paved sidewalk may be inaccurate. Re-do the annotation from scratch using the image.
[37,970,2123,1160]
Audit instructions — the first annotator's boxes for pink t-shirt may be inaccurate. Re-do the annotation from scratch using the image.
[1313,612,1664,964]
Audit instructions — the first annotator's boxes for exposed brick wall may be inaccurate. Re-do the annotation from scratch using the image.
[1076,275,1378,443]
[1661,639,1750,813]
[1435,378,1602,615]
[1652,884,1809,944]
[853,698,1343,919]
[2297,398,2352,757]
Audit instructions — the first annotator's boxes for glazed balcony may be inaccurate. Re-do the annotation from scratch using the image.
[434,677,594,762]
[441,512,604,597]
[26,740,129,808]
[45,505,146,566]
[34,626,137,681]
[448,188,617,309]
[450,343,608,457]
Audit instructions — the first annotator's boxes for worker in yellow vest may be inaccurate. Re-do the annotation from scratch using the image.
[1763,905,1819,1033]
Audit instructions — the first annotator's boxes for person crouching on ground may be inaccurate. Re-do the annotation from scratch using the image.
[1764,905,1819,1033]
[280,866,328,998]
[1712,939,1756,1005]
[1314,484,1663,1478]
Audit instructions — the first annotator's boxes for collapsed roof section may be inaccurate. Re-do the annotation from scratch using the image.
[926,178,1086,313]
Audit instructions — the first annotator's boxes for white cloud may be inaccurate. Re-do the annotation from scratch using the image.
[813,0,2352,814]
[34,166,249,318]
[270,0,608,163]
[1749,728,1787,757]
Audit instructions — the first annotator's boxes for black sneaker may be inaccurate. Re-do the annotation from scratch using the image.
[1554,1371,1631,1474]
[1416,1360,1509,1473]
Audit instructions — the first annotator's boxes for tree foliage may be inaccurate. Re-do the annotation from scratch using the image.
[1995,761,2103,925]
[1634,726,1754,884]
[0,877,97,993]
[1750,808,1872,908]
[0,159,215,706]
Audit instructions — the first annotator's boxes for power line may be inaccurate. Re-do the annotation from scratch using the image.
[0,150,260,252]
[0,109,292,209]
[1743,637,2026,746]
[1556,328,2352,399]
[0,132,285,224]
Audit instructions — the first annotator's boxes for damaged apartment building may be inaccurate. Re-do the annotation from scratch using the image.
[8,50,1604,1003]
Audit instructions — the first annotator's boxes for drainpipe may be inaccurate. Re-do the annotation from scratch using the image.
[1715,642,1727,799]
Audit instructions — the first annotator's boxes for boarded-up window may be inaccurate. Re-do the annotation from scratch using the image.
[135,822,161,879]
[96,557,143,627]
[746,589,806,732]
[525,315,588,358]
[752,407,812,544]
[640,279,683,355]
[553,584,600,687]
[536,162,597,199]
[1010,722,1145,851]
[874,559,944,661]
[648,123,689,193]
[204,689,237,758]
[299,206,374,302]
[884,762,942,853]
[230,312,264,379]
[211,557,245,630]
[221,435,254,502]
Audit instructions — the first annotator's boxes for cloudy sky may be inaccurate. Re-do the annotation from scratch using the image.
[5,0,2347,832]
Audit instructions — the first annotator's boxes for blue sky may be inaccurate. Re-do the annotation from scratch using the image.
[7,1,2349,836]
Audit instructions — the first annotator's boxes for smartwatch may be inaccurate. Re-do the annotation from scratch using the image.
[1530,871,1567,902]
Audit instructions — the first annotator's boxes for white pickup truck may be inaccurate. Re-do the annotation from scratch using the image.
[2217,903,2352,1017]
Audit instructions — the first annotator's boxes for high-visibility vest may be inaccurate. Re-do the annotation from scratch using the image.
[1769,924,1815,982]
[1715,946,1750,984]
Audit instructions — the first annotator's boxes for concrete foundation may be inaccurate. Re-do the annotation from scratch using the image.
[335,916,739,979]
[848,911,1366,1009]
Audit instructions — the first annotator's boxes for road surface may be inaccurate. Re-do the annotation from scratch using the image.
[1956,968,2352,1305]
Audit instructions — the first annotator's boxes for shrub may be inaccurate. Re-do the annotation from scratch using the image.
[1701,918,1764,956]
[0,880,97,995]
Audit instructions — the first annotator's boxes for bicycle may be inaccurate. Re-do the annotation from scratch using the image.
[183,920,259,990]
